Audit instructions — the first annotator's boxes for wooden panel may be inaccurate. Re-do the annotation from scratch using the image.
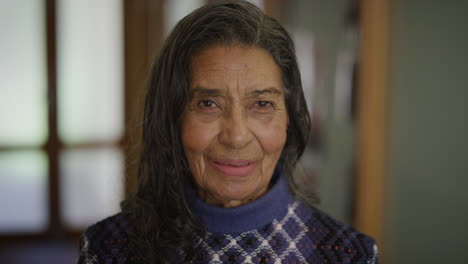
[264,0,284,20]
[45,0,61,237]
[355,0,390,251]
[123,0,164,197]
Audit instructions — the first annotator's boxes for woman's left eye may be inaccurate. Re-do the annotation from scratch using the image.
[255,101,273,108]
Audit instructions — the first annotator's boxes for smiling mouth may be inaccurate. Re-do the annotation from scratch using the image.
[213,160,254,166]
[210,159,257,177]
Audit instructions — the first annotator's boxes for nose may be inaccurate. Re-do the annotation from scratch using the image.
[218,106,253,149]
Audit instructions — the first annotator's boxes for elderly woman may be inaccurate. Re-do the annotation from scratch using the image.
[77,1,377,263]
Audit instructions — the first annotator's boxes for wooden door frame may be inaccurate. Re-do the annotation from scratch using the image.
[355,0,390,254]
[122,0,165,197]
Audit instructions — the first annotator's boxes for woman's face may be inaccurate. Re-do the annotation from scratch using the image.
[181,45,288,208]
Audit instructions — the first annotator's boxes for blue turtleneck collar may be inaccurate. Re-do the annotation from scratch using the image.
[185,167,294,234]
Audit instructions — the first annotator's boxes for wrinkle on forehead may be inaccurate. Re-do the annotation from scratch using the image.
[190,63,280,94]
[189,45,284,99]
[193,62,270,81]
[189,86,283,102]
[190,45,279,74]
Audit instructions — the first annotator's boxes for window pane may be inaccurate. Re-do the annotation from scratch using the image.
[57,0,123,144]
[0,151,48,233]
[164,0,204,35]
[0,0,47,146]
[60,148,123,229]
[247,0,264,10]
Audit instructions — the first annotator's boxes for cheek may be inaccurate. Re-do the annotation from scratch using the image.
[252,117,288,156]
[181,116,219,164]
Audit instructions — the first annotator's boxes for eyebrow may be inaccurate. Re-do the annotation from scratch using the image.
[247,87,283,97]
[190,86,283,98]
[189,87,222,98]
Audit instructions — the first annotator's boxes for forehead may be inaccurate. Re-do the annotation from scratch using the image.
[189,45,283,91]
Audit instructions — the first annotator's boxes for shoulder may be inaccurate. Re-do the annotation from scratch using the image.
[292,201,379,264]
[76,213,136,264]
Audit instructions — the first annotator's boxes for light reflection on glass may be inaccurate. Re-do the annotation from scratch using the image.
[57,0,123,144]
[0,0,48,146]
[60,147,123,229]
[0,151,48,233]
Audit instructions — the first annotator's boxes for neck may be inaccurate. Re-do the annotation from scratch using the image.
[196,186,270,208]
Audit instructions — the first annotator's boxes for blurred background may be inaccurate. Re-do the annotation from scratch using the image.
[0,0,467,263]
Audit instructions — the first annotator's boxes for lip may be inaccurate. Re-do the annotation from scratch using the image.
[210,159,257,177]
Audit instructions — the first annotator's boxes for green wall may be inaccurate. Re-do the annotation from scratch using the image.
[387,0,468,263]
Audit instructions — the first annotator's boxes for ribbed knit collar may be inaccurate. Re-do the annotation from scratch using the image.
[186,167,294,234]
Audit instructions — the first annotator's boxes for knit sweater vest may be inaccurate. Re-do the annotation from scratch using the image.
[77,172,378,264]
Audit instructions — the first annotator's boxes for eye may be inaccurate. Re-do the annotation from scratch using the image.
[198,100,216,108]
[256,101,272,108]
[251,101,275,114]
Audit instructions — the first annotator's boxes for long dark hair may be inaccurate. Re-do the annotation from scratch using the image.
[121,1,311,263]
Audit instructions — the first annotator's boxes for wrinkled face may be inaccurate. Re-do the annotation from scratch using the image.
[181,45,288,208]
